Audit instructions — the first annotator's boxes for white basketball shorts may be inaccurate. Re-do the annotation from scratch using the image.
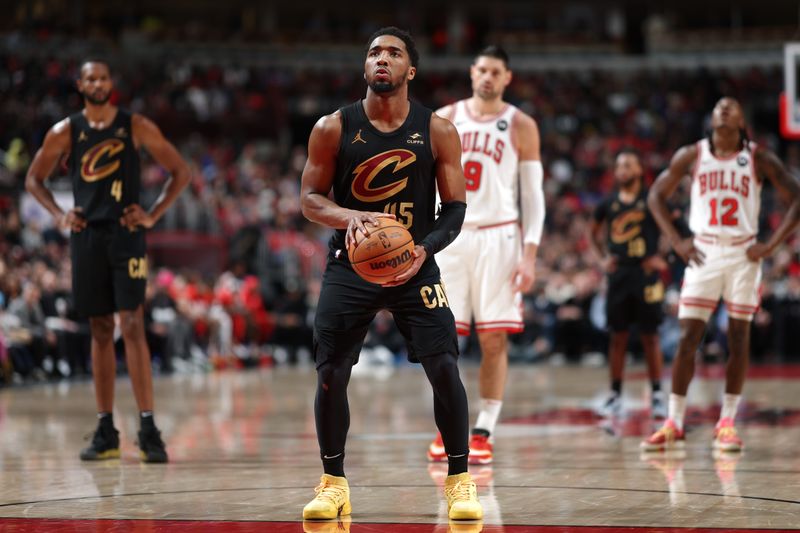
[436,221,523,336]
[678,235,762,322]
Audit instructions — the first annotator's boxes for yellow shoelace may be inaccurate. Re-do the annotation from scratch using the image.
[716,426,739,441]
[447,480,476,501]
[653,426,677,440]
[314,480,347,505]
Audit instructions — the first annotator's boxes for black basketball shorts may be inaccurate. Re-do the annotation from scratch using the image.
[606,265,664,334]
[71,222,147,317]
[313,254,459,368]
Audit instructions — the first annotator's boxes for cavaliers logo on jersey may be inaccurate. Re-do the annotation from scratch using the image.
[351,149,416,202]
[610,210,645,244]
[81,139,125,182]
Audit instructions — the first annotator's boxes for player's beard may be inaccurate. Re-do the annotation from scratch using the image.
[475,85,500,101]
[82,90,111,106]
[617,175,639,190]
[369,79,396,93]
[368,68,407,94]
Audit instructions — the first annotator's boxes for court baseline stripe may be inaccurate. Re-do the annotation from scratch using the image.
[0,518,798,532]
[0,483,797,510]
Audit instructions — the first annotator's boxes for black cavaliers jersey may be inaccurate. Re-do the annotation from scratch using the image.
[330,100,437,256]
[68,109,140,223]
[594,188,660,265]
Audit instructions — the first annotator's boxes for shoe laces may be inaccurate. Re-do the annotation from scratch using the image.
[138,428,164,451]
[86,425,115,446]
[447,479,476,502]
[651,423,677,441]
[716,426,739,441]
[314,478,347,506]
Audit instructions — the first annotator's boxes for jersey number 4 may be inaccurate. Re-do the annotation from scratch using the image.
[464,161,482,191]
[111,179,123,202]
[709,197,738,227]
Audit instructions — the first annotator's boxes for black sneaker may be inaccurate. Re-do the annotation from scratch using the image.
[80,424,121,461]
[138,427,168,463]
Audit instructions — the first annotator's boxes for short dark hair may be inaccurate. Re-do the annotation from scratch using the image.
[366,26,419,68]
[616,147,642,163]
[476,45,509,68]
[79,58,113,78]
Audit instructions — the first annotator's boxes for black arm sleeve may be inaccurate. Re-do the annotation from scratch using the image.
[419,201,467,257]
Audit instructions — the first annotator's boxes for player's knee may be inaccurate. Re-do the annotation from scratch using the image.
[89,316,115,344]
[420,352,459,382]
[317,359,353,392]
[478,332,507,359]
[119,312,145,339]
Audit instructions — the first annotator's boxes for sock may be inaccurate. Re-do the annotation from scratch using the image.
[474,398,503,435]
[98,412,114,429]
[651,381,662,394]
[447,452,468,476]
[611,379,622,396]
[140,411,156,431]
[322,452,345,478]
[668,393,687,431]
[720,394,741,422]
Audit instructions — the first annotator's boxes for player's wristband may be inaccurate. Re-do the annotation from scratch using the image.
[419,201,466,256]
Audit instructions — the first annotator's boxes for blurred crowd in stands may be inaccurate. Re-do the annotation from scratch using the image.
[2,52,800,387]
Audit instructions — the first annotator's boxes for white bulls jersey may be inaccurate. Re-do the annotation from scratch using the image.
[689,138,761,238]
[449,100,520,226]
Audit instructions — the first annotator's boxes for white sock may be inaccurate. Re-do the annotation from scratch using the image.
[474,398,503,435]
[669,393,687,431]
[720,394,742,421]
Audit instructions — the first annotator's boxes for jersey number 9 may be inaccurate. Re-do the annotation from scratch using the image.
[464,161,482,192]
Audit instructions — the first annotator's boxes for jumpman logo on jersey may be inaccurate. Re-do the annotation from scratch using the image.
[78,131,88,142]
[352,129,366,144]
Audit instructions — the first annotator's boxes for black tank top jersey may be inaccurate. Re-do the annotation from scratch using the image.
[68,109,140,223]
[593,187,660,265]
[330,100,437,255]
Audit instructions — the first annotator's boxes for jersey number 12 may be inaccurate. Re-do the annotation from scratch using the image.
[709,197,738,227]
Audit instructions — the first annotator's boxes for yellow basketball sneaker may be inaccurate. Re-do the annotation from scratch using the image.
[303,515,352,532]
[444,472,483,520]
[302,474,351,520]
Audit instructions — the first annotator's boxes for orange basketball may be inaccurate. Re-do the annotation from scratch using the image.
[348,218,415,284]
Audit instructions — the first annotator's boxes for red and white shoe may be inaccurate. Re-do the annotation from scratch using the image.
[427,432,447,462]
[468,434,493,465]
[640,419,686,452]
[713,417,743,452]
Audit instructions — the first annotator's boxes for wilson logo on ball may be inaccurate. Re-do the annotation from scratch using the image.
[351,149,416,202]
[369,249,413,271]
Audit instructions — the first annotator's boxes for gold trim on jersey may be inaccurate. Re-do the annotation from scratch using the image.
[81,139,125,182]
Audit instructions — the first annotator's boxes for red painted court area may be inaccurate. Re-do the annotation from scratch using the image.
[1,520,798,532]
